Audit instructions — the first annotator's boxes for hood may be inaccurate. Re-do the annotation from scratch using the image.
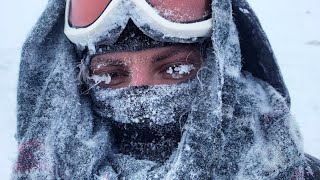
[13,0,304,179]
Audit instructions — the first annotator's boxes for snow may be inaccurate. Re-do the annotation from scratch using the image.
[239,8,250,14]
[89,74,112,85]
[0,0,319,179]
[166,64,195,79]
[93,79,198,125]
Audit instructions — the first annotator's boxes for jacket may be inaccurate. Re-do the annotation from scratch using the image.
[13,0,320,179]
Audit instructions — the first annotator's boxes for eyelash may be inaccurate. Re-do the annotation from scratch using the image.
[163,63,196,79]
[90,62,197,88]
[89,69,130,87]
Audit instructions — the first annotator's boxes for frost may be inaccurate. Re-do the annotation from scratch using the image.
[82,139,97,149]
[305,165,314,176]
[92,78,199,125]
[88,74,111,85]
[239,8,250,14]
[166,64,195,79]
[185,144,191,151]
[153,7,196,23]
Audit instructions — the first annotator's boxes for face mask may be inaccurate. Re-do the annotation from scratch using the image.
[90,79,199,127]
[89,79,200,161]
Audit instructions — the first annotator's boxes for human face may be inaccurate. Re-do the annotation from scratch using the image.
[90,45,202,88]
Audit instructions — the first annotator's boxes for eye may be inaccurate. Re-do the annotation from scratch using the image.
[89,70,130,88]
[164,64,196,79]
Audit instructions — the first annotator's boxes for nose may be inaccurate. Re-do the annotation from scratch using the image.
[129,65,154,87]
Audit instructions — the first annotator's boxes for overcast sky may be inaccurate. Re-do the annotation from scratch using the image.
[0,0,47,48]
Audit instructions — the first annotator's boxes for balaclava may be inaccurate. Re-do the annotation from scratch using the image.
[82,21,209,162]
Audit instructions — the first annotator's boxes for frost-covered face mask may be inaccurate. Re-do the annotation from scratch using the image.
[89,79,199,161]
[89,78,200,161]
[90,78,199,126]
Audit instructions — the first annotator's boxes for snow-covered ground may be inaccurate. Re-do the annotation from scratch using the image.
[0,0,319,179]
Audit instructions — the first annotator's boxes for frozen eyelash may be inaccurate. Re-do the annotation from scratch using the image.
[88,74,112,85]
[166,64,195,79]
[81,74,112,95]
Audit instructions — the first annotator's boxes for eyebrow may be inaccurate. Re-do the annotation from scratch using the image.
[90,58,128,75]
[152,48,184,62]
[91,57,126,67]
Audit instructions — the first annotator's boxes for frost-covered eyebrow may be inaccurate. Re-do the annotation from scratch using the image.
[152,48,182,62]
[152,46,198,62]
[90,58,127,74]
[91,57,126,67]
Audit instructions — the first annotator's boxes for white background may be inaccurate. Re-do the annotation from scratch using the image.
[0,0,319,179]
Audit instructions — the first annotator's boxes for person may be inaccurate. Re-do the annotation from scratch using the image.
[12,0,320,179]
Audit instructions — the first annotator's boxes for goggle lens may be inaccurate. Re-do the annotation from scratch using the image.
[69,0,111,27]
[147,0,211,23]
[69,0,211,27]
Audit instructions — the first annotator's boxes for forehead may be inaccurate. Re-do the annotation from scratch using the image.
[91,44,199,65]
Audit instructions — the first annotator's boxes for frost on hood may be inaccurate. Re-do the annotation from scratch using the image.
[13,0,306,179]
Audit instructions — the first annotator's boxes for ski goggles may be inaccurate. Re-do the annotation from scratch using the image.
[64,0,213,46]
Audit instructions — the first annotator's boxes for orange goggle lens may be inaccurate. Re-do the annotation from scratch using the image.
[147,0,211,23]
[69,0,211,27]
[69,0,111,27]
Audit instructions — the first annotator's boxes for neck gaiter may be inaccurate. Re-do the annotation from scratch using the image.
[90,79,200,162]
